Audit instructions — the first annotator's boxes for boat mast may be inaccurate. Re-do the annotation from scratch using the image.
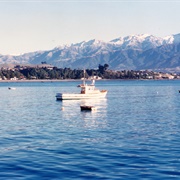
[83,69,85,85]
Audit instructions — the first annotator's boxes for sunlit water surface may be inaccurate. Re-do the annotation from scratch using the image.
[0,80,180,179]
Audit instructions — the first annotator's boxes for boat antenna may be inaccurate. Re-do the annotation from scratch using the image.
[91,79,95,85]
[83,69,85,85]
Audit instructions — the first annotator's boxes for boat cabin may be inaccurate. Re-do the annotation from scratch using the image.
[81,84,95,94]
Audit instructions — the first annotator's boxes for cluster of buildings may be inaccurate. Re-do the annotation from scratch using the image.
[138,71,179,80]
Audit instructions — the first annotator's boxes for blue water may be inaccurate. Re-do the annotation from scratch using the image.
[0,80,180,179]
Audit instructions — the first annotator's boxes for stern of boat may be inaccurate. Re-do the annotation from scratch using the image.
[56,93,63,100]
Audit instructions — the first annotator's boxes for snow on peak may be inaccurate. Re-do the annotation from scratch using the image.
[71,39,106,49]
[163,35,174,44]
[111,34,153,44]
[84,39,105,46]
[53,44,71,51]
[110,34,164,50]
[163,33,180,44]
[45,33,180,58]
[139,34,151,38]
[128,34,151,40]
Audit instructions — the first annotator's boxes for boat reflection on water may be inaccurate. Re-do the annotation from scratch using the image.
[60,98,107,112]
[59,98,107,129]
[81,98,107,129]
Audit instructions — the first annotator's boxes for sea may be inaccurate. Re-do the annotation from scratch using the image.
[0,79,179,180]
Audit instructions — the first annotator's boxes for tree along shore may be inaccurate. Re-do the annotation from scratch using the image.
[0,64,179,80]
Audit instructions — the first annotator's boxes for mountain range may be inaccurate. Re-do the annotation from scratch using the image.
[0,33,180,72]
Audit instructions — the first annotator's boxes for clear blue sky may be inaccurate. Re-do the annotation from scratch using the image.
[0,0,179,55]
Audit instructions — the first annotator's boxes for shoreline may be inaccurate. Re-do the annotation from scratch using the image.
[0,78,179,83]
[0,79,82,83]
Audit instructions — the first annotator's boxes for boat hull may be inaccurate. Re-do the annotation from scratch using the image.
[80,105,97,111]
[56,91,107,100]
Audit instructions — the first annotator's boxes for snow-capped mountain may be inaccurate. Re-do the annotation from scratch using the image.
[110,34,163,51]
[163,33,180,44]
[111,33,180,51]
[0,33,180,71]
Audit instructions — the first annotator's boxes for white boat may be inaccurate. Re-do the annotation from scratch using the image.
[56,76,107,100]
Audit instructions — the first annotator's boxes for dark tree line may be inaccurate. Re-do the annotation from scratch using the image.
[0,64,165,80]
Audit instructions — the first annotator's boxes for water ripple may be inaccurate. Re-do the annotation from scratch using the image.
[0,80,180,179]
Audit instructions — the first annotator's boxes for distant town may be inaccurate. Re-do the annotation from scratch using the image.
[0,64,180,81]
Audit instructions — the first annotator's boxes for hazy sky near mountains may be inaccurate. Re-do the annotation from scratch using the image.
[0,0,179,55]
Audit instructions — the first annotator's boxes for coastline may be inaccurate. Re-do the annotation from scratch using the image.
[0,79,82,83]
[0,78,179,83]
